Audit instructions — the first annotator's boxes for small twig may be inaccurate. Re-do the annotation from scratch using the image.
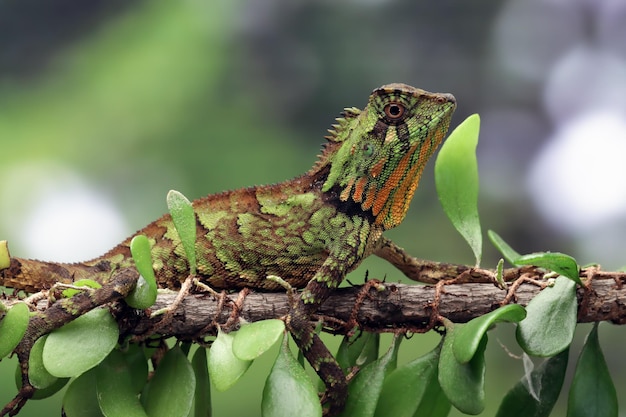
[347,279,385,333]
[222,288,251,331]
[500,274,547,306]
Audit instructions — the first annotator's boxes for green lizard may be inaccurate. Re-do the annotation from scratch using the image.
[0,83,455,414]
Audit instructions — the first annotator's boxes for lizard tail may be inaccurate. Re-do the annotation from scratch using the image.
[0,258,103,292]
[0,257,116,293]
[0,240,133,293]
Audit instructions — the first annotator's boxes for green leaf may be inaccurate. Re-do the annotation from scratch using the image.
[27,336,58,389]
[43,307,119,377]
[123,344,149,393]
[0,240,10,270]
[338,334,401,417]
[373,346,439,417]
[516,277,577,357]
[232,319,285,361]
[515,252,581,285]
[488,230,521,265]
[454,304,526,363]
[435,113,482,266]
[96,349,149,417]
[167,190,197,275]
[191,347,212,417]
[0,302,29,359]
[413,371,451,417]
[496,348,569,417]
[439,318,487,415]
[127,234,158,309]
[336,331,379,372]
[15,342,71,399]
[495,258,506,288]
[567,324,618,417]
[262,334,322,417]
[142,346,196,417]
[488,231,582,285]
[126,276,157,310]
[63,369,105,417]
[207,329,252,391]
[31,376,69,400]
[61,279,102,298]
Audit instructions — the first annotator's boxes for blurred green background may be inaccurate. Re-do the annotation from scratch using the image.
[1,0,625,415]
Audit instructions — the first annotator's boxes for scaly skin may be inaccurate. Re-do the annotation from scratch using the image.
[0,83,456,414]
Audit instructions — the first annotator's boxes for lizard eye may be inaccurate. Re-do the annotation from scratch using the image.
[384,102,405,120]
[363,143,374,157]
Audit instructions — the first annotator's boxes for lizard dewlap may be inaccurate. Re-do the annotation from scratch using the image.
[1,83,456,415]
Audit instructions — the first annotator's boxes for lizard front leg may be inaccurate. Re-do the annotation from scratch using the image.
[285,260,349,416]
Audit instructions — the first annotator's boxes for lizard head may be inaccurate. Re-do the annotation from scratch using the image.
[321,83,456,230]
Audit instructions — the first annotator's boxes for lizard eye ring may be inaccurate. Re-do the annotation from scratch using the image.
[384,102,405,120]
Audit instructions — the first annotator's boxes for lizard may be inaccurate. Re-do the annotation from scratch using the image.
[0,83,456,415]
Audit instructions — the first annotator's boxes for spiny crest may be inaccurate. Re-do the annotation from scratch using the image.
[310,107,362,175]
[324,107,361,142]
[322,83,456,230]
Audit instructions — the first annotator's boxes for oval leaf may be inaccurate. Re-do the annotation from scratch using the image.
[31,377,69,400]
[191,347,211,417]
[413,372,451,417]
[454,304,526,363]
[28,336,58,389]
[516,277,577,357]
[123,344,149,393]
[488,230,521,266]
[96,349,149,417]
[142,346,195,417]
[127,235,158,309]
[0,302,30,359]
[167,190,197,275]
[336,331,379,372]
[43,308,119,377]
[439,319,487,415]
[232,319,285,361]
[338,334,401,417]
[126,275,157,310]
[435,113,482,266]
[63,369,105,417]
[62,279,102,298]
[208,329,252,391]
[567,325,617,417]
[374,346,438,417]
[262,334,322,417]
[0,240,10,270]
[515,252,581,285]
[496,348,569,417]
[15,352,70,400]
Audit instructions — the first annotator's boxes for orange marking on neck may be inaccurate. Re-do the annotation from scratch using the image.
[352,177,368,202]
[372,142,418,217]
[417,134,433,166]
[362,184,376,210]
[387,163,421,228]
[340,177,355,201]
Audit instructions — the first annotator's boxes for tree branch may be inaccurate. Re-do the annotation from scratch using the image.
[8,263,626,342]
[99,264,626,339]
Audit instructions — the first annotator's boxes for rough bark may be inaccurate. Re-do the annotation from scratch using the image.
[102,264,626,339]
